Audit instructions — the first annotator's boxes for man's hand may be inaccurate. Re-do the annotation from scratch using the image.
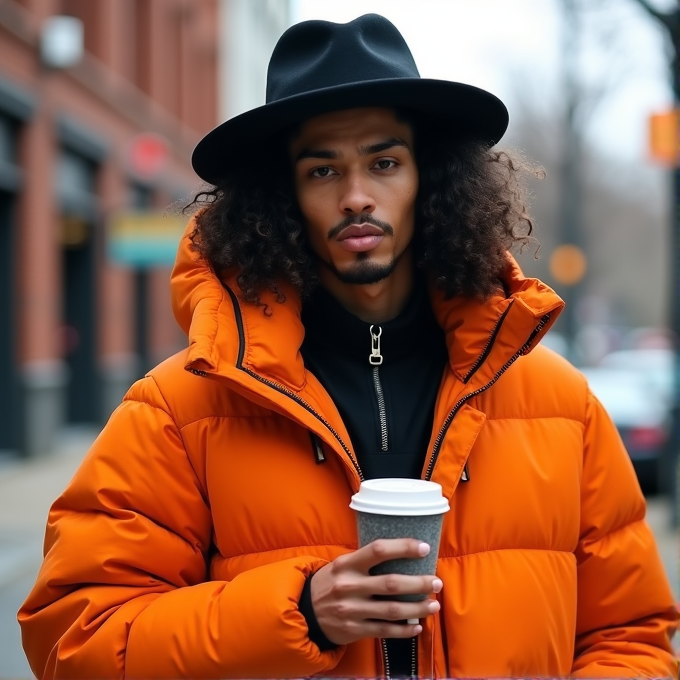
[310,539,443,645]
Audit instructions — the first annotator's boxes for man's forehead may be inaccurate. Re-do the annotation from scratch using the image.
[290,107,412,150]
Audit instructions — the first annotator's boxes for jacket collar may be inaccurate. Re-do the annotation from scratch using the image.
[432,256,563,386]
[172,218,564,394]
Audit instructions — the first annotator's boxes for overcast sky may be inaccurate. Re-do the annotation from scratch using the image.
[291,0,673,164]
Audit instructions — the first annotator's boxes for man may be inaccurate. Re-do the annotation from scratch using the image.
[20,14,677,680]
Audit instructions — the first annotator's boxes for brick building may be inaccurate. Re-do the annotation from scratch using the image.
[0,0,219,457]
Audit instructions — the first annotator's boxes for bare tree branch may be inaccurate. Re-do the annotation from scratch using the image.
[628,0,671,26]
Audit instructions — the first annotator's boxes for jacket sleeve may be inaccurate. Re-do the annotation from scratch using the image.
[571,388,678,678]
[18,376,345,679]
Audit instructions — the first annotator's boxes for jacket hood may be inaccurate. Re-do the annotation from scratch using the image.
[171,217,306,390]
[171,217,564,392]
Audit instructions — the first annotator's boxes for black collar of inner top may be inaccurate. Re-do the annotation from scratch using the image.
[301,279,437,362]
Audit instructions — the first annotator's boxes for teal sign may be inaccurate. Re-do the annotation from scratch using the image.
[107,212,187,267]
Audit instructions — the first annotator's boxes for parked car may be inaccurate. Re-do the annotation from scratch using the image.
[581,349,674,494]
[598,349,673,404]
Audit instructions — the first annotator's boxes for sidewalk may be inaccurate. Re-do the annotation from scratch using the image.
[0,427,96,588]
[0,427,95,678]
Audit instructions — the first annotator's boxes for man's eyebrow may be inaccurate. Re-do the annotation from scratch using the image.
[358,138,408,155]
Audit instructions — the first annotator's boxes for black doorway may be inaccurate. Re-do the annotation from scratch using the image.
[130,183,155,378]
[0,191,22,453]
[61,215,98,424]
[58,148,100,425]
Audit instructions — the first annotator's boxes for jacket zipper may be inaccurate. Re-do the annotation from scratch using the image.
[380,636,417,680]
[369,325,389,451]
[411,635,417,679]
[462,300,514,384]
[310,432,326,463]
[381,639,391,680]
[424,313,551,481]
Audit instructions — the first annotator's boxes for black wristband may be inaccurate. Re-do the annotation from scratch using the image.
[299,573,339,652]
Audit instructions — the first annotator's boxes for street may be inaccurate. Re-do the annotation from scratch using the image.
[0,432,677,678]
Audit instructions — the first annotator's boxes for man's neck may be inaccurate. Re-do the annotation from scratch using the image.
[318,251,415,324]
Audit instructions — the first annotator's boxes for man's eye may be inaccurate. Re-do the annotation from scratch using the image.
[311,166,333,178]
[375,159,396,170]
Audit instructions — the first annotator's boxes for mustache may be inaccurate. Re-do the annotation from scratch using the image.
[327,213,394,241]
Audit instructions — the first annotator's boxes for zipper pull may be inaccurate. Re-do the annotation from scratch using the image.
[309,432,326,464]
[369,325,383,365]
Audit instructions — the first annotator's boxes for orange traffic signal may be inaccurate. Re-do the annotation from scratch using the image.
[649,110,679,166]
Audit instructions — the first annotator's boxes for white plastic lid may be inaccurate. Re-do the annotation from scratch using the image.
[349,478,450,516]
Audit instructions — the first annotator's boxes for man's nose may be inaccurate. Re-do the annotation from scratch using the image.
[339,175,375,214]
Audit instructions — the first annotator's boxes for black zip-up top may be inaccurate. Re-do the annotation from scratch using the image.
[301,281,448,480]
[299,280,449,678]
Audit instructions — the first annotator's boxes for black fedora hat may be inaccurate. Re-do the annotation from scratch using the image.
[192,13,509,186]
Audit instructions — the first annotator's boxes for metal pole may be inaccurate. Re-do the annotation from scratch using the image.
[668,165,680,525]
[556,0,584,360]
[628,0,680,525]
[665,10,680,526]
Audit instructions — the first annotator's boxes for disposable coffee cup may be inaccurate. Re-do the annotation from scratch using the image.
[350,478,450,618]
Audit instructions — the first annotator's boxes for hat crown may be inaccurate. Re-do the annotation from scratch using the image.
[266,14,421,103]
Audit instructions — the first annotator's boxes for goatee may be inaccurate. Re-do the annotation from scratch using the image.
[318,250,404,285]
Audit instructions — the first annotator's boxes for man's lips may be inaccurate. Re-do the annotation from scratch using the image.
[336,224,384,240]
[335,223,385,253]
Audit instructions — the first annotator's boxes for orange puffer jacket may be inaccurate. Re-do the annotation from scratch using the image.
[20,220,678,679]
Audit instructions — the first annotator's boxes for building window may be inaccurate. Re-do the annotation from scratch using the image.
[0,112,17,164]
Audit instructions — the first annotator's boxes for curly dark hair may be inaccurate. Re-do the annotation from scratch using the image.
[185,114,539,310]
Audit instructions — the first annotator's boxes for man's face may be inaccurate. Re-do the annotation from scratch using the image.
[290,107,418,286]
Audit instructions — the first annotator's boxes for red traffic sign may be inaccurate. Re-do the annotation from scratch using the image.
[126,132,170,180]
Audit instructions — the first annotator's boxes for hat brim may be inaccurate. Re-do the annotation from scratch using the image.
[191,78,509,185]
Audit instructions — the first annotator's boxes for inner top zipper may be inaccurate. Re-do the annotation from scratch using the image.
[369,325,389,451]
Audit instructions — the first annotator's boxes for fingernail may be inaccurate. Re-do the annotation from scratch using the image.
[418,542,431,556]
[428,600,440,613]
[432,578,443,593]
[413,624,423,634]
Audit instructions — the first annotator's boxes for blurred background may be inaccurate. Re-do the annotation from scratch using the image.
[0,0,678,675]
